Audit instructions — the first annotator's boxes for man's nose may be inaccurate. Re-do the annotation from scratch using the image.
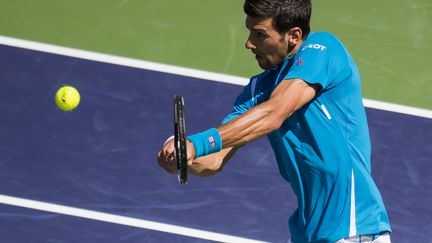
[245,37,255,50]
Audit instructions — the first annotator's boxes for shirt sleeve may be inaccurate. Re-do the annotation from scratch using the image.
[221,79,255,124]
[284,42,332,90]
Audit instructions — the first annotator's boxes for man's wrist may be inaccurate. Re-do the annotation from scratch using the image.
[187,128,222,159]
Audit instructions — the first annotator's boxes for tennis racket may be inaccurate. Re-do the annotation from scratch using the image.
[174,95,188,184]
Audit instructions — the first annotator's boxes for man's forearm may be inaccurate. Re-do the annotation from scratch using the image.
[218,100,287,148]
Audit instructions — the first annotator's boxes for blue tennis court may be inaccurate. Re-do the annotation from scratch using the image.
[0,41,431,242]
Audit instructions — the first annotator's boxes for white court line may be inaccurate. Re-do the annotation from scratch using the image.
[0,35,431,119]
[0,194,267,243]
[0,35,248,86]
[363,99,432,119]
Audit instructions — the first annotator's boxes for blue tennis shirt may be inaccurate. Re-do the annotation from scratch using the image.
[222,32,391,243]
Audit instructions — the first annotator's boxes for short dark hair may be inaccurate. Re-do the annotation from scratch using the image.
[244,0,311,38]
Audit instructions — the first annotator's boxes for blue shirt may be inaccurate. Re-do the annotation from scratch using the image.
[222,32,391,243]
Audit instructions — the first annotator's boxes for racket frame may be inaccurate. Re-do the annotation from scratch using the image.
[174,95,188,184]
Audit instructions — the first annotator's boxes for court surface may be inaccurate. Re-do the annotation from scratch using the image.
[0,40,431,243]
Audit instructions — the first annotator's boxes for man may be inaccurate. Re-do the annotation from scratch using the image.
[157,0,391,242]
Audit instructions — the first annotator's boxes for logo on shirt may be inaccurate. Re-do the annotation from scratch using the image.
[302,43,327,51]
[297,58,304,65]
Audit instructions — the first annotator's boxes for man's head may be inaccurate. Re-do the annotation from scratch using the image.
[243,0,312,70]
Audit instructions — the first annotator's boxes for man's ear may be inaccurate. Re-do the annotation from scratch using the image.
[287,27,303,46]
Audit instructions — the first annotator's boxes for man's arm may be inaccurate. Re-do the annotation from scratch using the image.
[218,78,318,148]
[157,78,318,175]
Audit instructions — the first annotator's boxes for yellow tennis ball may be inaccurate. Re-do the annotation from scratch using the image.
[55,86,80,111]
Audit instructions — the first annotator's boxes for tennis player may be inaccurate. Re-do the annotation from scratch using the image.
[157,0,391,242]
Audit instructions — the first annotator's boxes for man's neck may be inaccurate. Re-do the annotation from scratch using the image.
[287,39,305,57]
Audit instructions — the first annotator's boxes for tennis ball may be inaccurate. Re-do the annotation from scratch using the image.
[55,85,80,111]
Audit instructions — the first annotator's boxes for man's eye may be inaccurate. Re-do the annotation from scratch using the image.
[255,32,266,39]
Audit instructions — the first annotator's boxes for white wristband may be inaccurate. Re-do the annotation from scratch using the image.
[163,135,175,146]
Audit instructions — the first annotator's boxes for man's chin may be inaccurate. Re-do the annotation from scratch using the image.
[256,59,267,69]
[257,61,276,70]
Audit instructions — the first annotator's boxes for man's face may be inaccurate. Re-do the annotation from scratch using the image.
[245,16,290,70]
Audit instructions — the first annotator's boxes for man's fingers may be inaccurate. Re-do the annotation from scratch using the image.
[164,141,175,156]
[157,146,177,174]
[157,136,178,174]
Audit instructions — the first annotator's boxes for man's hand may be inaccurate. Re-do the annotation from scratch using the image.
[157,137,176,173]
[157,137,196,174]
